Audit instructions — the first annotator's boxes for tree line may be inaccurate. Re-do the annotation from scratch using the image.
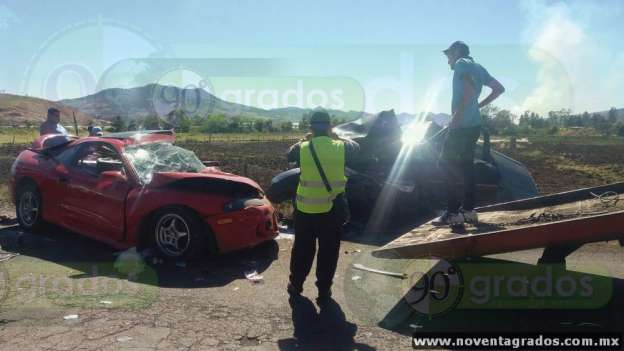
[106,109,352,133]
[482,106,624,137]
[105,106,624,137]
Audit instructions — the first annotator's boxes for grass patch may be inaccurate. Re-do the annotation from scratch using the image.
[0,129,304,144]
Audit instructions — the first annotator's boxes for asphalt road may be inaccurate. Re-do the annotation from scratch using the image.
[0,220,622,351]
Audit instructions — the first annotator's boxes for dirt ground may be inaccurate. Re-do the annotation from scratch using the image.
[492,138,624,194]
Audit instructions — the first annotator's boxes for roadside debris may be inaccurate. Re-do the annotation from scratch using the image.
[63,314,78,320]
[175,261,187,268]
[0,251,18,262]
[233,287,240,291]
[116,336,133,342]
[242,260,264,283]
[99,300,112,305]
[344,249,362,255]
[352,263,407,279]
[351,275,361,281]
[244,270,264,283]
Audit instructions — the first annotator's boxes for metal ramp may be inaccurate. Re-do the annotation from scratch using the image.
[373,182,624,265]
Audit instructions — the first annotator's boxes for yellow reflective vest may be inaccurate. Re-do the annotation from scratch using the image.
[296,136,347,214]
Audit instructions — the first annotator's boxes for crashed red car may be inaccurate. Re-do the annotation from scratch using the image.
[9,131,278,259]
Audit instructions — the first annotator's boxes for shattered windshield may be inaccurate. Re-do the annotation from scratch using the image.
[124,142,205,183]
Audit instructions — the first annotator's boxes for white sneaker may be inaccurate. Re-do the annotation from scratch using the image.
[461,209,478,225]
[432,211,464,227]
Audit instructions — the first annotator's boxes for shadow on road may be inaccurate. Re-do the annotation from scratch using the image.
[0,224,279,289]
[278,296,375,351]
[379,256,624,335]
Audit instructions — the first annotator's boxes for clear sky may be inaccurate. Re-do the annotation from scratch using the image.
[0,0,622,115]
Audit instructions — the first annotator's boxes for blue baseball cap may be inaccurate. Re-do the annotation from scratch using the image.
[443,41,470,57]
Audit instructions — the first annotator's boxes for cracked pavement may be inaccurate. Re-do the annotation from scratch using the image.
[0,218,623,351]
[0,222,412,351]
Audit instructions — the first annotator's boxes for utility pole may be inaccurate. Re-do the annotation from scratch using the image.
[72,112,79,136]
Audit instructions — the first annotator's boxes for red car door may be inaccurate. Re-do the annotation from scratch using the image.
[61,142,130,242]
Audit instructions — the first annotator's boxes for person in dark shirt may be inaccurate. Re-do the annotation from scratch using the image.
[39,107,68,136]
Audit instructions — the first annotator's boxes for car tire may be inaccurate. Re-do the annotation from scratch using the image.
[16,181,44,232]
[149,207,213,260]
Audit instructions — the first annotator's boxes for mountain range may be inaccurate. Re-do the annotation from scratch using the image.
[2,83,620,127]
[59,84,376,123]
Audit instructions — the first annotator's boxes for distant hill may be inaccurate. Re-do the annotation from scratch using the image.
[59,84,386,122]
[0,93,96,127]
[59,84,270,121]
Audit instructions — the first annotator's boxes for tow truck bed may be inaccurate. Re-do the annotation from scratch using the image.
[373,182,624,262]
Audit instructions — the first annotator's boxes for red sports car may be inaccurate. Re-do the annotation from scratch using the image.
[10,131,278,259]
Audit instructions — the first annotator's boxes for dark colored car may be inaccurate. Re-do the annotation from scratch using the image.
[267,111,538,226]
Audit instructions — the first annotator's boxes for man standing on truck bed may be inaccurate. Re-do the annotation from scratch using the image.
[433,41,505,227]
[286,110,359,304]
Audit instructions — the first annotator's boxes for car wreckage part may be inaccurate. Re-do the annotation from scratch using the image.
[352,263,407,279]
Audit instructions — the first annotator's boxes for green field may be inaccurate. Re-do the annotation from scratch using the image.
[0,128,304,144]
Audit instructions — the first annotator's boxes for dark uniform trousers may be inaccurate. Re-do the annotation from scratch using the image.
[289,207,342,294]
[439,126,481,213]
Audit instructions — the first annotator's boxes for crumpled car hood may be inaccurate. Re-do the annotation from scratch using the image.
[147,168,262,193]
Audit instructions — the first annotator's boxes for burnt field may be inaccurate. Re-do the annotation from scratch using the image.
[491,136,624,194]
[159,137,624,195]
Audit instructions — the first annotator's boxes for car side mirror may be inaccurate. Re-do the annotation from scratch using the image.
[100,170,127,183]
[97,158,124,173]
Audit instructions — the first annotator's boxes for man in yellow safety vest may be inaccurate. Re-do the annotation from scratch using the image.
[286,110,359,304]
